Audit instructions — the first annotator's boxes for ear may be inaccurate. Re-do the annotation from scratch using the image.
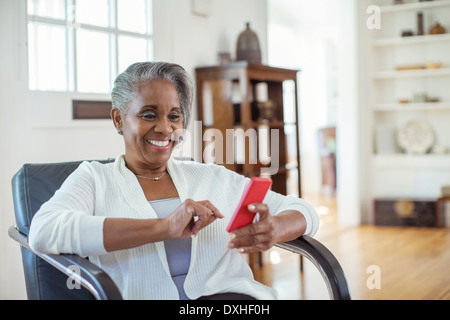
[111,108,123,131]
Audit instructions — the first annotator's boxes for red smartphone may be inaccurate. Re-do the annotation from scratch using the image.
[226,177,272,232]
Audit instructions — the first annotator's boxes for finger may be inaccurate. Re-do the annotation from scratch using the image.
[191,219,202,236]
[229,216,268,240]
[181,202,202,235]
[228,230,271,251]
[235,243,272,254]
[190,202,220,235]
[228,203,269,238]
[199,200,224,219]
[228,210,273,249]
[228,229,271,249]
[168,202,196,239]
[195,201,224,226]
[190,209,208,235]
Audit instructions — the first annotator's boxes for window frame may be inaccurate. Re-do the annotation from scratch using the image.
[27,0,154,94]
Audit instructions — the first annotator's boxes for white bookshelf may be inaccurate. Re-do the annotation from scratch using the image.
[373,154,450,168]
[374,102,450,111]
[366,0,450,199]
[372,33,450,47]
[374,67,450,79]
[380,0,450,13]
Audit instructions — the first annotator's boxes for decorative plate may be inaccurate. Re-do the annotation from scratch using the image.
[397,120,434,154]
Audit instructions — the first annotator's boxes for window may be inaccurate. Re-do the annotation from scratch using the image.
[27,0,154,94]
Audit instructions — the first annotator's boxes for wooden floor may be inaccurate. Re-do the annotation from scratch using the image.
[253,194,450,300]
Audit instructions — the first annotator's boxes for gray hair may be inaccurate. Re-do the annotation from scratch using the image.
[111,61,194,128]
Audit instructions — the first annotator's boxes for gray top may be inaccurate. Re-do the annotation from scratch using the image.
[149,198,192,300]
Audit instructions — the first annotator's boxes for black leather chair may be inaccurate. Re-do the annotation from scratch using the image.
[9,160,351,300]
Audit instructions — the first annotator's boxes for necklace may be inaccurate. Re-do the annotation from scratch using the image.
[136,171,168,181]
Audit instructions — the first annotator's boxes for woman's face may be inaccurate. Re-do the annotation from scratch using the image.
[113,79,184,170]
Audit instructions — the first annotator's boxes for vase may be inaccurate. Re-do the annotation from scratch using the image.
[236,22,262,64]
[430,22,446,35]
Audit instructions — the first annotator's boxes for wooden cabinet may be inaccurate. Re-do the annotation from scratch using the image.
[195,62,301,197]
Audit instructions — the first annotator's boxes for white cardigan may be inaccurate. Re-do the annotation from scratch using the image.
[29,156,319,300]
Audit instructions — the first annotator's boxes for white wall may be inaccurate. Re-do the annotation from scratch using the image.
[0,0,267,299]
[335,0,365,226]
[153,0,267,136]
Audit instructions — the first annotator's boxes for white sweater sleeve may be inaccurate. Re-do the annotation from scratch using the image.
[28,162,106,257]
[265,191,320,236]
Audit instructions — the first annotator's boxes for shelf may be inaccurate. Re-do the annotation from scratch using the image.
[380,0,450,13]
[251,120,285,128]
[373,33,450,47]
[195,64,301,197]
[374,102,450,111]
[245,162,298,177]
[373,154,450,169]
[374,67,450,79]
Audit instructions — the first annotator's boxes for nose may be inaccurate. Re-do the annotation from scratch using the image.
[154,117,174,136]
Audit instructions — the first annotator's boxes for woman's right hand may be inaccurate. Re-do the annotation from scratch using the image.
[103,199,223,252]
[166,199,224,239]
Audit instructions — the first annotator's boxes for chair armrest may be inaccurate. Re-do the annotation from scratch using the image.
[8,225,122,300]
[276,235,351,300]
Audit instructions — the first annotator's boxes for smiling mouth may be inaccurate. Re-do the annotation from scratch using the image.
[147,139,171,148]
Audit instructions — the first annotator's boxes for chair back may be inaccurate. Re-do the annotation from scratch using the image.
[11,159,114,300]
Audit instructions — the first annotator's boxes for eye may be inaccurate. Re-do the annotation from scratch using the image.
[140,112,156,120]
[169,112,182,122]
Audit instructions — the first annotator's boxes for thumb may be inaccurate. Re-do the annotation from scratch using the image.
[247,203,269,220]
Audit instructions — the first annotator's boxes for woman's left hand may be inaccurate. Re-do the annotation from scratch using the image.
[227,203,279,254]
[227,204,307,254]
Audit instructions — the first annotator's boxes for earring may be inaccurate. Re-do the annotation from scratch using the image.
[117,129,123,135]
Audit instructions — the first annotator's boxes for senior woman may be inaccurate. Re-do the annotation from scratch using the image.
[29,61,319,300]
